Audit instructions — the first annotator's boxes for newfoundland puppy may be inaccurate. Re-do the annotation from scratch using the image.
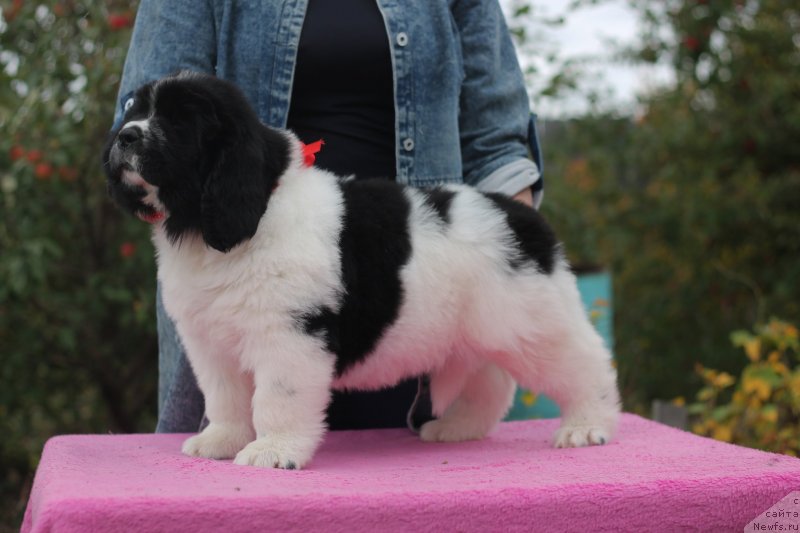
[103,72,620,469]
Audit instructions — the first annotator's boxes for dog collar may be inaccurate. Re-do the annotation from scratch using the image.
[138,211,165,224]
[301,140,324,167]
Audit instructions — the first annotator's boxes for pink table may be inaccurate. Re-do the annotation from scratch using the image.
[22,414,800,532]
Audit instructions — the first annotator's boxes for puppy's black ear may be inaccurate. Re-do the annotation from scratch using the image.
[200,143,266,253]
[200,127,290,252]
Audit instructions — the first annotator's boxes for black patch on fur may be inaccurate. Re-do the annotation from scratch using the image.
[300,306,340,355]
[420,188,455,224]
[485,193,558,274]
[300,179,411,376]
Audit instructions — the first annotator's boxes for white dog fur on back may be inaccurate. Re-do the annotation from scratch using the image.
[104,73,620,469]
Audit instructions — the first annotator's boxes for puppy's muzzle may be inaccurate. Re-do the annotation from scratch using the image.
[116,126,143,149]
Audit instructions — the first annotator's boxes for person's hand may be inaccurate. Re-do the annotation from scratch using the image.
[512,187,533,207]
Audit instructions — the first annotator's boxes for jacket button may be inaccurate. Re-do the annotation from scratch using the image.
[396,32,408,47]
[402,138,415,151]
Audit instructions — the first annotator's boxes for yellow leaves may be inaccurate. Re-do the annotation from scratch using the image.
[767,352,790,376]
[695,364,735,390]
[588,299,609,327]
[743,338,761,362]
[761,405,778,424]
[790,373,800,396]
[713,372,735,388]
[692,420,714,435]
[672,396,686,407]
[693,418,734,443]
[768,320,798,340]
[742,375,772,401]
[520,390,537,407]
[738,320,800,357]
[691,319,799,455]
[713,424,733,442]
[697,387,716,401]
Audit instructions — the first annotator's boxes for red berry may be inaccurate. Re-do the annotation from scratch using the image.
[26,149,43,163]
[9,145,25,161]
[683,36,700,51]
[5,0,22,21]
[119,242,136,258]
[34,162,53,180]
[108,13,133,30]
[58,166,78,182]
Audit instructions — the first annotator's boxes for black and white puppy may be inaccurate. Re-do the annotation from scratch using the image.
[103,72,620,469]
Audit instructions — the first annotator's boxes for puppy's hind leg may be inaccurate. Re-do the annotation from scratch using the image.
[420,362,516,443]
[508,268,620,448]
[545,342,620,448]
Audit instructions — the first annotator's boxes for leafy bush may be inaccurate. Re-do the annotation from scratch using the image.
[541,0,800,409]
[690,319,800,456]
[0,1,151,527]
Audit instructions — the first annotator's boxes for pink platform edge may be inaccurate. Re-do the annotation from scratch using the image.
[22,414,800,532]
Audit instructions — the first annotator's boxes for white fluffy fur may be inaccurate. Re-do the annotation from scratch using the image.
[148,141,620,469]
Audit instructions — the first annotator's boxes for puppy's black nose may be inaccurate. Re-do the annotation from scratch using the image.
[117,126,142,148]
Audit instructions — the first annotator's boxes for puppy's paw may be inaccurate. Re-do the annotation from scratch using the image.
[182,423,254,460]
[420,419,489,443]
[553,424,610,448]
[233,434,315,469]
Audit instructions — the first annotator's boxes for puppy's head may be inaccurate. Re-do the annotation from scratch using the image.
[103,72,290,252]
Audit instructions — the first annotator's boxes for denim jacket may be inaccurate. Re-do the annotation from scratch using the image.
[115,0,543,204]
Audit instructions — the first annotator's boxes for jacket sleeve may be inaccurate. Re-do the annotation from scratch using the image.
[112,0,217,129]
[451,0,543,207]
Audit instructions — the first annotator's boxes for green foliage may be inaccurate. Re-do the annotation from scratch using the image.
[541,0,800,409]
[0,1,153,527]
[690,319,800,455]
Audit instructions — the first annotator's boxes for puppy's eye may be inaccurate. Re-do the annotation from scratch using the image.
[124,98,134,112]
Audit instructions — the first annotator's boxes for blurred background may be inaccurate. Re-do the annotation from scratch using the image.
[1,0,798,528]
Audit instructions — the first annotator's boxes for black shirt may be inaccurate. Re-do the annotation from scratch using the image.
[287,0,396,180]
[287,0,430,430]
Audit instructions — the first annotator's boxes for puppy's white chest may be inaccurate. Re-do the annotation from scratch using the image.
[153,171,346,340]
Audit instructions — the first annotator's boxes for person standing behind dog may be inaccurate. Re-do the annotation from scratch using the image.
[112,0,544,434]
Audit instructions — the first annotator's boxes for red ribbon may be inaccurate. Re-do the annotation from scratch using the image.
[301,140,324,167]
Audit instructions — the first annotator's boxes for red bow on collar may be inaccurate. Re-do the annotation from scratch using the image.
[301,140,324,167]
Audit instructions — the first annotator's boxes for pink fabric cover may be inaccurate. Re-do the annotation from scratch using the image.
[22,414,800,532]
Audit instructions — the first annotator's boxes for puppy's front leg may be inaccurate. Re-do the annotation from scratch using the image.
[234,331,335,469]
[180,332,256,459]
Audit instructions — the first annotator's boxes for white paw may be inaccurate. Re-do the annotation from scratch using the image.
[233,434,315,469]
[182,423,254,459]
[553,424,610,448]
[420,419,490,443]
